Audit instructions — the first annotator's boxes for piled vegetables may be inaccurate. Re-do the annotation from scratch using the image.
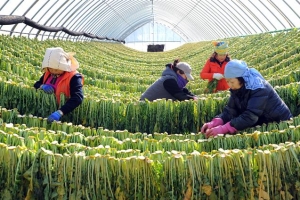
[0,121,299,199]
[0,29,299,199]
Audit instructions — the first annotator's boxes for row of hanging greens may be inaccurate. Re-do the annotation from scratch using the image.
[0,139,299,200]
[1,115,300,155]
[0,80,300,134]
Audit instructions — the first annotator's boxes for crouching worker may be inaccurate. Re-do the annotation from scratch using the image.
[201,59,292,138]
[34,47,84,122]
[140,59,198,101]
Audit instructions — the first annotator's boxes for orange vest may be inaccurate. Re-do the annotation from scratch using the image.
[43,70,83,104]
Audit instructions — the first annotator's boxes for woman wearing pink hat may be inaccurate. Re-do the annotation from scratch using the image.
[200,41,230,92]
[201,59,292,138]
[34,47,84,122]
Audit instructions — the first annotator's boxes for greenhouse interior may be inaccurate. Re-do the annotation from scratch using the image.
[0,0,300,199]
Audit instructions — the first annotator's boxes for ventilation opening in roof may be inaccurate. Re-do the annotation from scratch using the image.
[147,44,165,52]
[125,22,185,52]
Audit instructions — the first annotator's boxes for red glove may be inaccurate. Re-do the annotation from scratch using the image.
[201,118,223,133]
[204,122,237,138]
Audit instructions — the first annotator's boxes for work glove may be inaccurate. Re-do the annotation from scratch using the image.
[41,84,54,94]
[47,110,63,122]
[201,118,223,133]
[213,73,224,80]
[204,122,237,138]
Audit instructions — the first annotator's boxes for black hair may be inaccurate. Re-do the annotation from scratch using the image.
[237,77,245,85]
[166,58,183,73]
[178,70,185,74]
[171,58,185,74]
[209,52,231,62]
[166,58,180,68]
[173,58,180,67]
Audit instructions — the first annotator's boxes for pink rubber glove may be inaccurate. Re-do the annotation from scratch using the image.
[201,118,224,133]
[205,122,237,138]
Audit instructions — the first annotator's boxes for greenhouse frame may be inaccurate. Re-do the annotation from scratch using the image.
[0,0,300,200]
[0,0,299,42]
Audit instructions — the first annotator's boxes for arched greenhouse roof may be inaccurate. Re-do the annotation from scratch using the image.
[0,0,299,43]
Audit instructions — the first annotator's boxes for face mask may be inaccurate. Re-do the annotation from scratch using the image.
[177,74,188,89]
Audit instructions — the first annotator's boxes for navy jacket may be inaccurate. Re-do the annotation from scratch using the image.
[218,82,292,130]
[34,73,84,115]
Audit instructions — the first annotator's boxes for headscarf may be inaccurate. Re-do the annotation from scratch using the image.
[42,47,79,72]
[224,59,265,90]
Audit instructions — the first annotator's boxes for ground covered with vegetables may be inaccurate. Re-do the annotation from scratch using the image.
[0,30,300,199]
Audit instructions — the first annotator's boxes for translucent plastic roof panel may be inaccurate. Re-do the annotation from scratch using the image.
[0,0,299,42]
